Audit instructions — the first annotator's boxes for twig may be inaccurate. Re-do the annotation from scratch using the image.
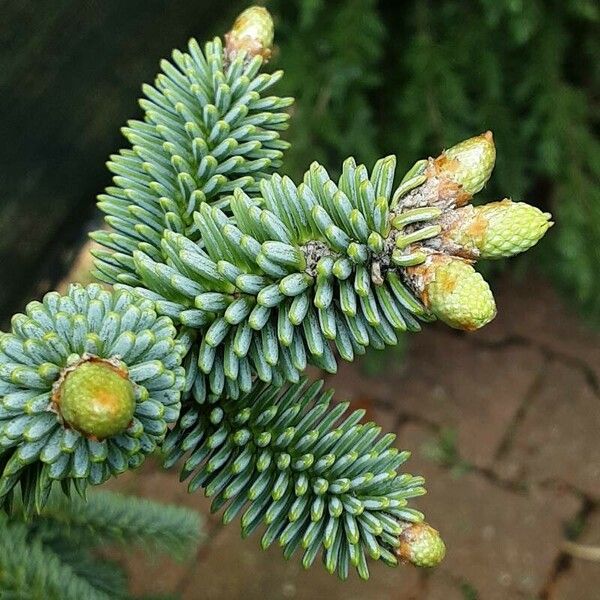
[562,540,600,562]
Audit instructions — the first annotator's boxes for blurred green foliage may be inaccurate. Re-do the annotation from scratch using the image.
[266,0,599,322]
[0,490,203,599]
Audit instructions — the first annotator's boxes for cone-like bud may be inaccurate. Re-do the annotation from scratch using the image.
[430,131,496,196]
[225,6,274,62]
[54,358,135,440]
[406,254,496,330]
[469,200,551,259]
[432,200,553,260]
[396,523,446,568]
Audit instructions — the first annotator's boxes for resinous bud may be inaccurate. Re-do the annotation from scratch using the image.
[472,200,552,259]
[437,200,553,260]
[225,6,274,62]
[54,357,135,440]
[406,254,496,331]
[431,131,496,196]
[396,522,446,568]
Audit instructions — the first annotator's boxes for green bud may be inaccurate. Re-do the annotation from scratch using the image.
[54,358,135,440]
[474,199,552,259]
[433,131,496,196]
[407,254,496,331]
[225,6,274,62]
[397,522,446,568]
[435,200,552,260]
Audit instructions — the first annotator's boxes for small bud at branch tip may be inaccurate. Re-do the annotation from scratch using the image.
[396,522,446,568]
[225,6,275,62]
[431,131,497,197]
[405,254,496,331]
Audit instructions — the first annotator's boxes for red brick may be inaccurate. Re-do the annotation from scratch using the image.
[424,572,476,600]
[181,518,424,600]
[328,329,544,468]
[552,511,600,600]
[398,423,581,600]
[473,275,600,384]
[496,360,600,498]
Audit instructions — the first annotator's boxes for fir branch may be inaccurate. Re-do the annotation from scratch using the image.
[126,154,434,402]
[163,378,427,579]
[1,490,204,599]
[0,512,113,600]
[126,137,549,402]
[92,34,292,287]
[0,284,186,512]
[125,152,427,402]
[31,490,204,559]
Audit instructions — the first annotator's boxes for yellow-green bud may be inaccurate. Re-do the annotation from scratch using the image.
[431,131,496,196]
[435,200,552,260]
[53,358,135,440]
[472,199,552,259]
[406,254,497,331]
[225,6,274,62]
[397,523,446,568]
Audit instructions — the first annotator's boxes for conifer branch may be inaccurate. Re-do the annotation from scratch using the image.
[0,512,114,600]
[125,134,550,402]
[31,490,203,558]
[1,490,203,599]
[92,26,292,287]
[163,378,430,579]
[0,284,186,513]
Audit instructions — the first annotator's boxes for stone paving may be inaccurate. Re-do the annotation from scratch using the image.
[103,274,600,599]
